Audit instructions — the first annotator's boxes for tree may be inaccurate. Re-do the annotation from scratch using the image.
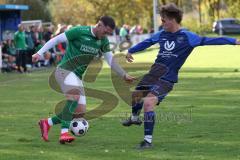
[86,0,153,28]
[48,0,95,25]
[225,0,240,18]
[49,0,153,30]
[0,0,6,4]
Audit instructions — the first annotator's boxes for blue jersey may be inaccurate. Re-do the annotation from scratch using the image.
[128,29,237,83]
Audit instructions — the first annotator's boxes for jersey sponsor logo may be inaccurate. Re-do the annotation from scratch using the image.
[160,40,178,58]
[80,44,99,54]
[159,52,178,58]
[164,41,175,51]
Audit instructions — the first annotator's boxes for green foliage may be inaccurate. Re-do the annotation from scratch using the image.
[224,0,240,18]
[48,0,95,25]
[199,0,240,26]
[182,18,212,34]
[48,0,153,29]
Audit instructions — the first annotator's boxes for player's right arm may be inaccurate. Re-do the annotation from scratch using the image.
[103,51,136,83]
[32,33,68,62]
[126,31,162,62]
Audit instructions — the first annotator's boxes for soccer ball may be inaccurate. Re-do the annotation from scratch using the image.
[70,118,89,136]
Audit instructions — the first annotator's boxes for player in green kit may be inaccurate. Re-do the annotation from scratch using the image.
[32,16,136,144]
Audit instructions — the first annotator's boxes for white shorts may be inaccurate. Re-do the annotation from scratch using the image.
[54,67,86,104]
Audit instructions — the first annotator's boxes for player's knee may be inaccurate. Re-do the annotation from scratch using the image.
[74,95,80,101]
[143,99,154,112]
[66,94,80,101]
[143,95,158,112]
[65,89,81,101]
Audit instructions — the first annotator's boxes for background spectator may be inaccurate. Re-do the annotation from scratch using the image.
[2,39,16,72]
[14,24,27,73]
[25,26,34,68]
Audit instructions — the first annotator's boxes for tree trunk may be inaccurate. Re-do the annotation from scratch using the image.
[199,0,202,25]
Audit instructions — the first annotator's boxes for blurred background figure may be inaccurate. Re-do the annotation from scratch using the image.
[1,39,16,72]
[25,26,34,69]
[55,25,67,64]
[14,24,27,73]
[119,24,129,42]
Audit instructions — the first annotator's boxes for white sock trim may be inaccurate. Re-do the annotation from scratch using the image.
[78,95,86,105]
[48,118,53,126]
[131,115,139,121]
[61,128,69,134]
[144,135,152,143]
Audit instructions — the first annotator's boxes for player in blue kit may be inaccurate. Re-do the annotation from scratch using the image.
[122,3,240,149]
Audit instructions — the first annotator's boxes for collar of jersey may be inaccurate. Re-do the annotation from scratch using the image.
[90,26,96,37]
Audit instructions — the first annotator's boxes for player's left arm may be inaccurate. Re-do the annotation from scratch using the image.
[103,51,136,83]
[184,31,239,47]
[200,36,238,45]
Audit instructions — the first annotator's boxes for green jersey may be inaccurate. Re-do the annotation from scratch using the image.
[14,31,27,50]
[59,26,110,78]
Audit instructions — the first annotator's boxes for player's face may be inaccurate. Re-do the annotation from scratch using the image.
[161,16,176,32]
[95,21,113,39]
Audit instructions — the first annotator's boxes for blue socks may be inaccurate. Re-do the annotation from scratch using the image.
[144,111,155,143]
[132,102,155,144]
[132,101,143,116]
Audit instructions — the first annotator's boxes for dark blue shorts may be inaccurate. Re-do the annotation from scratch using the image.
[135,63,174,104]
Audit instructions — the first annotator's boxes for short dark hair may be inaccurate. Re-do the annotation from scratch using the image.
[99,16,115,29]
[159,3,183,24]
